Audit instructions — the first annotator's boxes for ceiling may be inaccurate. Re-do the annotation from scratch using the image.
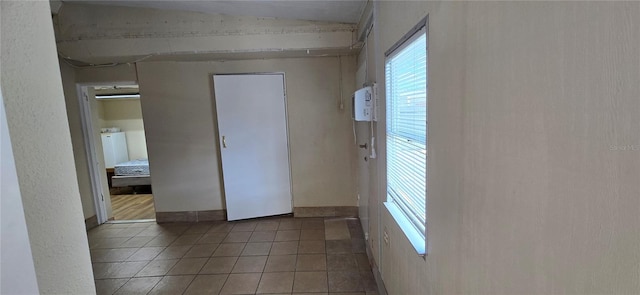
[62,0,368,24]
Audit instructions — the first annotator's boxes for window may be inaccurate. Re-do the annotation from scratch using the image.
[384,18,427,254]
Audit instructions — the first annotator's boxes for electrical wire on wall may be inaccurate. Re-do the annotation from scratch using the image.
[352,118,358,145]
[352,22,376,149]
[364,22,376,159]
[338,55,344,110]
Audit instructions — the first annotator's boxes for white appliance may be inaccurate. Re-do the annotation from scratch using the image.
[352,84,378,121]
[101,132,129,169]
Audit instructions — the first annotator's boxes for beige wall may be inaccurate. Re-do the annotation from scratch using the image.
[1,86,40,295]
[75,64,139,84]
[360,1,640,294]
[64,57,358,216]
[60,61,97,219]
[0,1,95,293]
[100,99,149,159]
[137,58,358,212]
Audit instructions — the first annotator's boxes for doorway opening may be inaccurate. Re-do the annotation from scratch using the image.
[77,82,155,223]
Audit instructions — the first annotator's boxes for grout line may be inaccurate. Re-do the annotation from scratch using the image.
[129,259,153,280]
[178,275,197,295]
[109,277,131,295]
[144,275,163,295]
[92,217,368,294]
[255,261,266,294]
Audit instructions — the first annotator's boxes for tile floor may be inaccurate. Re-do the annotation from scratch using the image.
[89,216,379,295]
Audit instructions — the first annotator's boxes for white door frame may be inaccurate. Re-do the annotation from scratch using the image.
[76,81,137,224]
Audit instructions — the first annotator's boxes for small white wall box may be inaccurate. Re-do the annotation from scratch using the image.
[353,85,375,121]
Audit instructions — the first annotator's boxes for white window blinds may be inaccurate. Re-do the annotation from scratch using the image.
[385,29,427,238]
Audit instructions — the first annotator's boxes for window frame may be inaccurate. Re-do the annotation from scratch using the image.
[383,15,428,256]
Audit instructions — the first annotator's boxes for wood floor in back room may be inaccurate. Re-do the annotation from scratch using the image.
[110,194,156,220]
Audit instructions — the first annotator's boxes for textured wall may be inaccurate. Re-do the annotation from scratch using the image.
[1,90,40,295]
[136,58,357,212]
[75,64,139,84]
[60,61,97,219]
[0,1,96,293]
[363,1,640,294]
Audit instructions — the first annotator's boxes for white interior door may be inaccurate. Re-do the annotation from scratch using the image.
[213,74,292,221]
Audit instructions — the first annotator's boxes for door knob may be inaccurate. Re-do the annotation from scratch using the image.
[359,143,368,149]
[222,136,227,148]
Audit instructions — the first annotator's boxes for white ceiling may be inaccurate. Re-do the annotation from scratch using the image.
[63,0,368,24]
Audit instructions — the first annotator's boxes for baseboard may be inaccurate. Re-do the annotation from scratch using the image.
[366,239,388,295]
[293,206,358,218]
[156,207,356,222]
[156,209,226,223]
[85,215,99,231]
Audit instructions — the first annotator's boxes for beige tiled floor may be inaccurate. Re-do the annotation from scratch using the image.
[89,216,379,295]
